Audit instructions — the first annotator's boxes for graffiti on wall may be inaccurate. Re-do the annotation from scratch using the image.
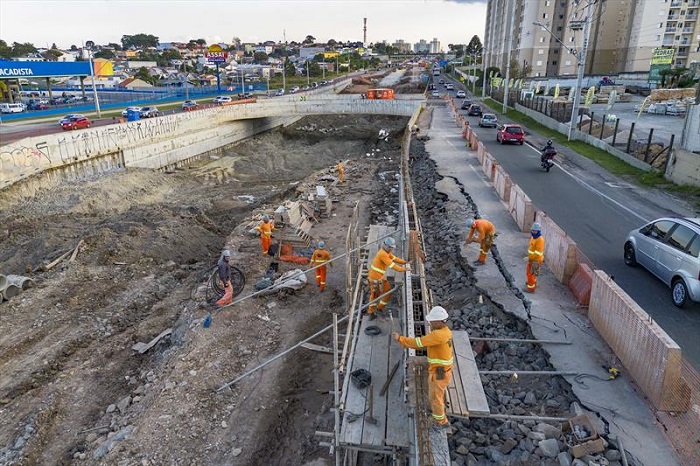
[0,141,51,186]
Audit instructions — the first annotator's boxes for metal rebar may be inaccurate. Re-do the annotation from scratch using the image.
[588,112,594,135]
[600,115,606,139]
[626,122,635,153]
[644,128,654,162]
[333,312,340,464]
[612,118,620,146]
[468,337,571,345]
[479,370,579,376]
[452,413,570,422]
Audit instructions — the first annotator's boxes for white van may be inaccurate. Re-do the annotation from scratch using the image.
[0,103,26,114]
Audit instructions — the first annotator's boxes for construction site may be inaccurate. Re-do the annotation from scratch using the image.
[1,72,696,466]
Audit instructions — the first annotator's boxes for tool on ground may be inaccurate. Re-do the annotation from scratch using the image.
[380,359,402,397]
[389,311,396,333]
[604,365,621,380]
[365,384,378,425]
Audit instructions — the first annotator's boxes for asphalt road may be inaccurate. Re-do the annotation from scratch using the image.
[449,88,700,369]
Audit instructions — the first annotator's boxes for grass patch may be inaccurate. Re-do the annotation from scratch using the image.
[481,98,700,204]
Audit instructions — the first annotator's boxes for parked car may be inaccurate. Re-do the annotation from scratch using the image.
[121,106,142,117]
[290,86,300,93]
[182,100,198,110]
[213,96,232,104]
[446,83,454,90]
[624,217,700,307]
[237,92,253,99]
[139,106,159,117]
[478,113,498,128]
[496,124,525,145]
[460,99,473,110]
[0,102,26,113]
[467,104,482,116]
[61,115,91,130]
[456,90,466,98]
[311,82,318,88]
[275,89,285,96]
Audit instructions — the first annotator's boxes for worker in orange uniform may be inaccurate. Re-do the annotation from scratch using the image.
[524,222,545,293]
[465,218,496,266]
[367,237,410,320]
[337,160,345,183]
[310,240,333,292]
[392,306,453,429]
[255,215,275,256]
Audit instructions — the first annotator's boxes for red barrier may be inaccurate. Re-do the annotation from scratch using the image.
[568,263,593,306]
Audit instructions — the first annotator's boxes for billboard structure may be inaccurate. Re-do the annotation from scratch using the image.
[649,48,674,84]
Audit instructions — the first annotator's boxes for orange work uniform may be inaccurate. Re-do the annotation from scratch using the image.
[526,234,545,292]
[397,326,454,425]
[256,220,275,255]
[310,247,332,291]
[467,219,496,264]
[337,162,344,183]
[367,248,406,314]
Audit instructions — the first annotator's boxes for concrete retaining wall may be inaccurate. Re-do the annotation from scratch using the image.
[589,270,689,411]
[507,184,536,232]
[493,165,511,204]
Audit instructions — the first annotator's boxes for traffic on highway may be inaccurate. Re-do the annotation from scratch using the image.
[434,71,700,369]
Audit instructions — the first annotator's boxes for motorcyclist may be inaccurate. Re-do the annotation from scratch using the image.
[541,139,556,164]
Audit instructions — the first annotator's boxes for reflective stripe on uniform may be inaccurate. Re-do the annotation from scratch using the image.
[416,337,424,348]
[433,413,446,420]
[388,261,396,269]
[528,249,543,256]
[371,265,386,275]
[427,357,454,366]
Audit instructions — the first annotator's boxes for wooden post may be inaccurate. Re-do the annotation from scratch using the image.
[600,115,606,139]
[589,112,594,135]
[645,128,654,162]
[626,122,636,154]
[611,118,620,146]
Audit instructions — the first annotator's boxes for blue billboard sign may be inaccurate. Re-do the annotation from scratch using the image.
[0,60,93,79]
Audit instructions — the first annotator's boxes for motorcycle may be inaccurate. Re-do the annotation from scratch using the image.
[540,148,556,172]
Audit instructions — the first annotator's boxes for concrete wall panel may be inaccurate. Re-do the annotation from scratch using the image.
[536,212,578,284]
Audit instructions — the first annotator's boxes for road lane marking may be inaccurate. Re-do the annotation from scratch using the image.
[524,144,648,223]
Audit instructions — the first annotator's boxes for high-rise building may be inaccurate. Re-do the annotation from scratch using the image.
[392,39,412,53]
[484,0,699,78]
[430,38,441,54]
[414,40,430,54]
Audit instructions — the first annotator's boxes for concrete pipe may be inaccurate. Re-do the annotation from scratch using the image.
[2,284,21,301]
[6,274,35,290]
[0,274,6,293]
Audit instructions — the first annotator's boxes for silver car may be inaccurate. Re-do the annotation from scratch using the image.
[624,217,700,307]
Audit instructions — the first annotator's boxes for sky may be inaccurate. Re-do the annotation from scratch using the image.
[0,0,487,50]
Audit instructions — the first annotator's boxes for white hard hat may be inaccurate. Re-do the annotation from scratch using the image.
[222,249,231,257]
[318,241,325,248]
[466,218,475,228]
[426,306,449,321]
[263,214,270,221]
[531,222,541,232]
[384,237,396,247]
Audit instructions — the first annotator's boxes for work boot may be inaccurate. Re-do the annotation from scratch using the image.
[368,313,377,321]
[473,260,485,266]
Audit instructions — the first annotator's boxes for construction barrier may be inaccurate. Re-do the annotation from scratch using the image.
[507,184,536,232]
[493,165,512,204]
[535,213,578,284]
[568,263,593,307]
[589,270,690,412]
[481,152,498,182]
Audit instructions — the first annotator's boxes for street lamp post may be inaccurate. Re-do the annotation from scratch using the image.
[86,45,101,117]
[503,0,517,113]
[481,48,487,99]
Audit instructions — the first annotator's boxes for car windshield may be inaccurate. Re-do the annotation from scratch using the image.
[483,115,496,120]
[506,127,523,134]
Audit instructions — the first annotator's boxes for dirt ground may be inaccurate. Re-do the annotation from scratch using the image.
[0,114,410,465]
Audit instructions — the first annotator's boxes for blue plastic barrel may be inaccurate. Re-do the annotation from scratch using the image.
[127,109,140,122]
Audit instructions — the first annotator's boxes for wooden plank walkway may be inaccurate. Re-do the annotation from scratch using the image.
[338,225,410,451]
[446,330,490,417]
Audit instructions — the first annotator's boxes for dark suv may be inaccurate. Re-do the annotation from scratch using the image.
[467,104,482,116]
[460,99,473,110]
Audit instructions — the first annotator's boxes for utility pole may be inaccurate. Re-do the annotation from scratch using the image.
[282,29,287,92]
[502,0,517,113]
[568,0,594,141]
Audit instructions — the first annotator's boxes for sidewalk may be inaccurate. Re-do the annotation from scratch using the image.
[425,101,680,464]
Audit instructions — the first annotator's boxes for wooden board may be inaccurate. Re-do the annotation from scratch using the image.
[338,315,372,446]
[385,335,410,447]
[451,330,490,416]
[361,321,390,446]
[446,346,470,416]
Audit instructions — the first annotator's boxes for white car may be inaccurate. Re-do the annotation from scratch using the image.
[0,102,26,113]
[213,96,232,104]
[431,90,440,97]
[456,90,466,98]
[290,86,300,93]
[121,106,142,117]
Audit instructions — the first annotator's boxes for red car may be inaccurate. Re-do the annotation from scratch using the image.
[496,124,525,145]
[61,115,91,130]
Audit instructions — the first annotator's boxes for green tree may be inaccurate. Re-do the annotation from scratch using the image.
[121,34,159,49]
[0,40,12,59]
[254,52,269,63]
[196,38,207,46]
[161,48,182,62]
[327,39,337,48]
[108,42,122,51]
[94,49,116,59]
[134,67,156,85]
[70,44,78,51]
[466,35,483,56]
[42,49,63,60]
[284,59,296,77]
[303,35,316,45]
[308,61,322,77]
[231,37,241,48]
[485,66,501,79]
[51,42,58,50]
[11,42,37,56]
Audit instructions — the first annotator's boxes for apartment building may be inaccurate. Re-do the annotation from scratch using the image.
[485,0,699,78]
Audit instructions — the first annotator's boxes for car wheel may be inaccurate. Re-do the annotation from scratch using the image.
[672,278,688,308]
[519,141,524,145]
[86,124,90,128]
[623,242,637,266]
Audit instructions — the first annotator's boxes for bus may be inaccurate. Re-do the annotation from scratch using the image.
[366,88,394,100]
